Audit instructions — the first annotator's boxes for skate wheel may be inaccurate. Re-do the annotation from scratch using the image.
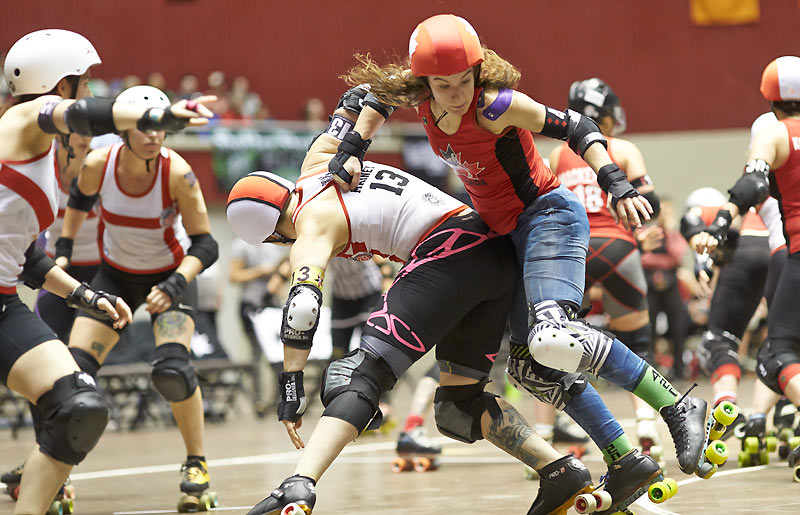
[207,491,219,508]
[281,503,307,515]
[790,436,800,449]
[63,483,76,500]
[737,450,751,468]
[47,500,63,515]
[413,457,436,472]
[664,477,678,498]
[574,493,597,514]
[714,401,738,426]
[793,465,800,483]
[743,436,760,455]
[594,490,612,510]
[705,440,728,465]
[178,493,200,513]
[198,494,212,511]
[61,498,75,514]
[766,436,778,453]
[709,425,725,442]
[758,449,769,465]
[647,481,670,504]
[779,428,795,443]
[391,457,411,473]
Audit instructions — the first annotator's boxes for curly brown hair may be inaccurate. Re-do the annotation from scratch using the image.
[342,47,521,109]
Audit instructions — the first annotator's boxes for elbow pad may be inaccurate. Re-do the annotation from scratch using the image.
[20,243,56,289]
[336,85,371,114]
[187,233,219,270]
[280,283,323,350]
[363,92,395,120]
[728,160,770,214]
[67,178,99,212]
[540,107,607,157]
[680,211,707,242]
[64,98,117,136]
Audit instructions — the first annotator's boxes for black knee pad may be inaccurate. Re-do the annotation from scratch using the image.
[697,330,741,377]
[433,379,500,444]
[69,347,101,378]
[35,372,109,465]
[757,338,800,395]
[320,348,397,433]
[614,325,655,365]
[150,342,198,402]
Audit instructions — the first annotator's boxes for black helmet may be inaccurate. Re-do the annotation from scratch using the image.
[568,78,626,135]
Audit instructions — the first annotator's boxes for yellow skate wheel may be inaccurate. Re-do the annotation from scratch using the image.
[699,463,717,479]
[62,498,74,515]
[793,465,800,483]
[779,428,795,443]
[47,500,62,515]
[714,401,738,426]
[744,436,760,455]
[648,481,670,504]
[766,436,778,453]
[738,450,751,468]
[705,440,729,465]
[198,494,212,511]
[574,493,597,514]
[790,436,800,449]
[663,477,678,498]
[709,422,725,441]
[758,450,769,465]
[207,491,219,508]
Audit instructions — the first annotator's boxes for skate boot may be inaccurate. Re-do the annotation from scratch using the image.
[774,398,800,460]
[48,479,77,515]
[247,475,316,515]
[1,462,23,500]
[392,426,441,472]
[574,450,676,514]
[637,407,666,472]
[177,458,218,512]
[553,412,590,444]
[738,414,776,467]
[527,455,593,515]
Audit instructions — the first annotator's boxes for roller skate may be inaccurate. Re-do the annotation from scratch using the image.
[1,462,23,500]
[574,450,676,514]
[773,398,800,460]
[737,413,776,467]
[660,386,737,478]
[246,475,316,515]
[177,458,218,512]
[636,407,666,472]
[392,426,441,472]
[47,480,77,515]
[527,455,593,515]
[787,441,800,483]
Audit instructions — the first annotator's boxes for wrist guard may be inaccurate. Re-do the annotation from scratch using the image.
[155,272,188,304]
[694,253,714,281]
[728,159,770,214]
[54,237,74,263]
[596,164,639,208]
[66,282,119,319]
[680,211,706,242]
[336,84,371,114]
[328,130,371,184]
[706,209,733,242]
[137,107,189,133]
[277,371,307,423]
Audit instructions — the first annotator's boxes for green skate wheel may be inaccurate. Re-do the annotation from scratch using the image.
[705,440,728,465]
[207,491,219,508]
[714,401,738,426]
[738,450,750,468]
[198,494,211,511]
[744,436,760,454]
[766,436,778,453]
[47,500,63,515]
[648,481,669,503]
[780,428,795,443]
[62,498,74,515]
[758,449,769,465]
[790,436,800,449]
[697,461,717,479]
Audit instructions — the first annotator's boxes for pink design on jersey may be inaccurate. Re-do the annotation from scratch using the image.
[396,226,493,282]
[366,294,427,353]
[438,144,486,185]
[485,352,498,363]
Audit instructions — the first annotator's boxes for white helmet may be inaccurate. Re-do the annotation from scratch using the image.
[226,171,296,245]
[685,187,727,209]
[3,29,100,96]
[116,85,170,109]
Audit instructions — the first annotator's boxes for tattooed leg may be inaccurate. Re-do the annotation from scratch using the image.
[483,399,563,471]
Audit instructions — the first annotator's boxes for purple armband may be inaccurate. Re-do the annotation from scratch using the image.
[481,89,513,121]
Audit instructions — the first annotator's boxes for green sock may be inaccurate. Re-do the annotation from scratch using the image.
[633,365,680,411]
[602,434,634,465]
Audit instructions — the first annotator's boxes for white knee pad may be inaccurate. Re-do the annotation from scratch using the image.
[527,301,612,375]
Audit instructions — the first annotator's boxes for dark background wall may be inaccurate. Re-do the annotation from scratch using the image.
[3,0,799,131]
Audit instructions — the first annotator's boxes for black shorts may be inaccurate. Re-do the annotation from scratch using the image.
[75,262,198,330]
[35,264,99,342]
[361,211,516,380]
[585,237,648,316]
[0,294,59,385]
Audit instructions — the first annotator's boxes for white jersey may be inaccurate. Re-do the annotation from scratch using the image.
[98,143,189,274]
[293,162,466,263]
[45,183,101,266]
[0,144,59,291]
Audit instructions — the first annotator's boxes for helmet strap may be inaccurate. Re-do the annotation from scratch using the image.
[122,133,155,173]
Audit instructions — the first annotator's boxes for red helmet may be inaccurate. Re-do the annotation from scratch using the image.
[760,56,800,101]
[409,14,484,77]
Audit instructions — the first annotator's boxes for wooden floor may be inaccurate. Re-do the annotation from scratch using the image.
[1,374,798,515]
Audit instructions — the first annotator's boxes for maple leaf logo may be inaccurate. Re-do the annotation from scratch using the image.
[438,144,486,185]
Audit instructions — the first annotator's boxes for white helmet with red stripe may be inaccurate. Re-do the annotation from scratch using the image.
[760,56,800,101]
[3,29,101,96]
[226,171,296,244]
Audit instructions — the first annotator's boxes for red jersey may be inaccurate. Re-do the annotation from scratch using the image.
[769,119,800,253]
[418,88,559,235]
[553,140,634,244]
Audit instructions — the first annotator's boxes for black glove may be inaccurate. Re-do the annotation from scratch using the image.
[597,164,640,209]
[66,282,119,319]
[706,209,733,243]
[155,272,188,304]
[694,253,714,281]
[328,130,371,184]
[336,85,370,114]
[277,371,307,423]
[54,237,74,263]
[137,107,190,133]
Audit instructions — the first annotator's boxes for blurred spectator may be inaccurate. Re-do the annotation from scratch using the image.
[205,70,232,121]
[121,74,141,91]
[302,97,327,129]
[229,75,264,120]
[328,258,383,361]
[147,71,173,100]
[191,262,228,359]
[176,73,201,101]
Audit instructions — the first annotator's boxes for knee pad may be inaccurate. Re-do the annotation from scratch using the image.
[150,342,198,402]
[697,330,741,379]
[506,341,588,410]
[433,379,499,444]
[757,338,800,395]
[320,348,397,433]
[528,300,613,374]
[35,372,109,465]
[614,325,655,365]
[69,347,101,378]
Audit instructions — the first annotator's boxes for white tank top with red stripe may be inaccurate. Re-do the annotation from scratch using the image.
[0,144,59,290]
[98,143,189,274]
[45,181,101,266]
[292,162,466,263]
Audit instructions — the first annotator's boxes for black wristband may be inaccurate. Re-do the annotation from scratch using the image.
[54,237,74,262]
[137,107,189,133]
[277,371,307,422]
[155,272,188,304]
